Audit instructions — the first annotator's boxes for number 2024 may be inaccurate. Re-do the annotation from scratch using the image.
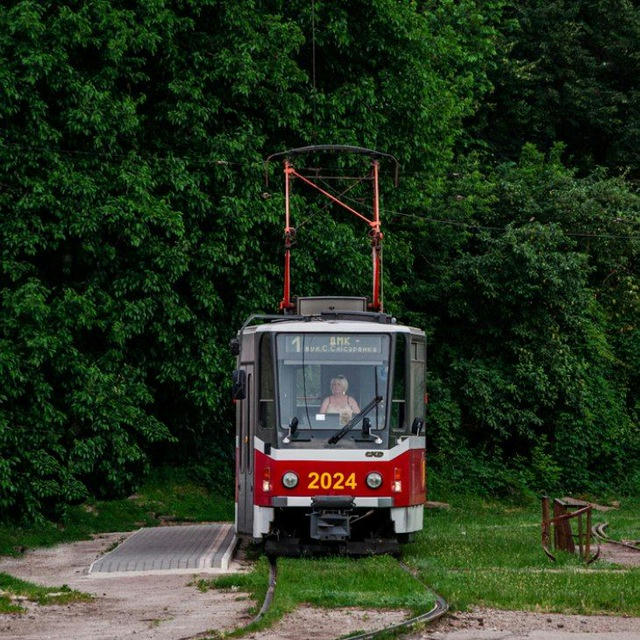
[307,471,357,490]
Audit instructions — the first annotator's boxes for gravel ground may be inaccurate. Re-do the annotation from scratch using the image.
[599,541,640,567]
[0,532,251,640]
[407,607,640,639]
[0,534,409,640]
[1,534,639,640]
[245,605,409,640]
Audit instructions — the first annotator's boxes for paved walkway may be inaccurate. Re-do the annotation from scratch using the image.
[89,523,236,574]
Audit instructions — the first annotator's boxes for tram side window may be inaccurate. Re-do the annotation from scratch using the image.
[411,339,426,422]
[391,335,407,432]
[258,334,275,431]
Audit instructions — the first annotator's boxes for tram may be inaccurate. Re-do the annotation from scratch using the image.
[232,147,426,554]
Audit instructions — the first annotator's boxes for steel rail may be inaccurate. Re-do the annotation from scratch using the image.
[177,556,277,640]
[229,554,277,636]
[229,554,448,639]
[593,522,640,552]
[176,554,277,640]
[253,555,278,625]
[342,560,449,640]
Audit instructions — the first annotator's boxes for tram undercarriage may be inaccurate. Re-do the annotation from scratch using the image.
[265,506,402,556]
[252,501,423,556]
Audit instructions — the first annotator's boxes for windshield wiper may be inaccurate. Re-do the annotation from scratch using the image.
[328,396,383,445]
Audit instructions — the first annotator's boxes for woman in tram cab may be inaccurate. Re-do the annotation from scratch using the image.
[319,375,360,426]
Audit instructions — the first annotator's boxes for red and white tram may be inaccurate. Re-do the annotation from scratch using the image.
[231,147,427,554]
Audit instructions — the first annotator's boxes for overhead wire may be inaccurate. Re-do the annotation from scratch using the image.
[2,137,639,186]
[311,0,317,137]
[321,181,640,241]
[384,208,640,241]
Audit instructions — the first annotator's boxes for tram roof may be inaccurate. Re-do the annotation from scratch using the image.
[247,318,424,336]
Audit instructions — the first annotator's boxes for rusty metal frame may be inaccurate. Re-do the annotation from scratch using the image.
[542,497,600,564]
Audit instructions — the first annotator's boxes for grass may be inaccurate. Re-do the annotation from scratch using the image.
[202,555,435,635]
[403,494,640,616]
[0,573,91,614]
[136,466,234,523]
[0,467,234,557]
[599,497,640,542]
[200,494,639,635]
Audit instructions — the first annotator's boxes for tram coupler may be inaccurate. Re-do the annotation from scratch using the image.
[309,496,354,541]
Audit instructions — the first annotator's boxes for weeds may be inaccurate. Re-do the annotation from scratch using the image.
[0,574,91,614]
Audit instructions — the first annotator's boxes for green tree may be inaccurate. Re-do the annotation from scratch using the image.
[475,0,640,172]
[415,147,640,494]
[0,0,501,520]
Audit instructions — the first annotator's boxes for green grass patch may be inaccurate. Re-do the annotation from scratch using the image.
[404,494,640,615]
[137,466,234,523]
[203,555,435,634]
[0,573,91,614]
[0,467,234,556]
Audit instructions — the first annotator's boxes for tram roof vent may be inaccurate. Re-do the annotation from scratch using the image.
[297,297,367,315]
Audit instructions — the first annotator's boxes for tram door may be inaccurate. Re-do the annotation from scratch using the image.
[236,364,254,535]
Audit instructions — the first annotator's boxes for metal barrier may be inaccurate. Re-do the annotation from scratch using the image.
[541,496,600,563]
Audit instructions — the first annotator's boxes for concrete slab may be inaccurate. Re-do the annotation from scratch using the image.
[88,523,236,575]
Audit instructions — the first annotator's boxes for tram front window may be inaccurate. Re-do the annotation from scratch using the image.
[275,333,390,446]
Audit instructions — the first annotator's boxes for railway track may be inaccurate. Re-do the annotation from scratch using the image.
[345,559,449,640]
[236,554,448,639]
[230,520,640,639]
[592,522,640,552]
[248,555,278,627]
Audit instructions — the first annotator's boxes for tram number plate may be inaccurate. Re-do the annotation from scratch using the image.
[307,471,357,490]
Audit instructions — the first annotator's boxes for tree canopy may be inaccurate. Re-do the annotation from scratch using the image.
[0,0,638,520]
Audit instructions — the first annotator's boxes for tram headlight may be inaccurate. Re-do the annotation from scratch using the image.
[282,471,299,489]
[366,472,383,489]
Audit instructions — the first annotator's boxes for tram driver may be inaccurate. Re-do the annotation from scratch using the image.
[319,375,360,426]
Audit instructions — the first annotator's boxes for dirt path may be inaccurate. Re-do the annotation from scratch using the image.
[1,534,639,640]
[243,606,409,640]
[0,532,251,640]
[407,607,640,639]
[0,534,407,640]
[599,541,640,567]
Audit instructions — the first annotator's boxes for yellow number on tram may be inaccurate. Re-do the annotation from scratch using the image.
[307,471,358,490]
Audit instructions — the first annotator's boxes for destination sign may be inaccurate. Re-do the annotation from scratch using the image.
[283,334,383,355]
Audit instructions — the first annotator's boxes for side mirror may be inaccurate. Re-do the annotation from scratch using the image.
[229,337,240,356]
[232,369,246,400]
[411,417,424,436]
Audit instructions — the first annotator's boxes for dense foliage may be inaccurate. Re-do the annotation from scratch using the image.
[476,0,640,173]
[422,147,640,494]
[0,0,638,520]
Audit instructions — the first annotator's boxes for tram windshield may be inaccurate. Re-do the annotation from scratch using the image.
[275,333,390,443]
